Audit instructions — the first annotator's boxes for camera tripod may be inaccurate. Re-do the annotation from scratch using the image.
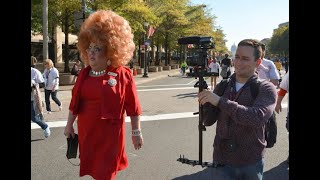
[177,75,213,168]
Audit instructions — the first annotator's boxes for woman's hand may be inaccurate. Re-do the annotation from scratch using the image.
[64,125,75,138]
[132,135,143,150]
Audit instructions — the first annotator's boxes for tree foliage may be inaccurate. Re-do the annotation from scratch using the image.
[268,25,289,57]
[31,0,230,68]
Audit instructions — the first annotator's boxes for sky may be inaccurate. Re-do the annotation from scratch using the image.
[190,0,289,51]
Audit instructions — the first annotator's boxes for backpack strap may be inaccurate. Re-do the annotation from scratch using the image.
[249,79,271,99]
[215,78,230,96]
[249,80,260,99]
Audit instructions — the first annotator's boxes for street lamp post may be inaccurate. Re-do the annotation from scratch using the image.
[143,22,149,77]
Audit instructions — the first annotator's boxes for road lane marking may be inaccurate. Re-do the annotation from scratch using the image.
[31,104,288,130]
[31,112,197,129]
[32,121,68,129]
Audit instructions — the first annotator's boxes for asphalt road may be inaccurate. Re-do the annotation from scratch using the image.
[32,69,289,180]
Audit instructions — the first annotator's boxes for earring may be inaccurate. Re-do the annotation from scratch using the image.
[107,60,111,66]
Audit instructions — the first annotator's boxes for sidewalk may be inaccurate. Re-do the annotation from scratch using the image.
[56,69,181,91]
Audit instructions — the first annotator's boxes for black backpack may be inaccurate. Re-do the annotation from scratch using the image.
[204,79,277,148]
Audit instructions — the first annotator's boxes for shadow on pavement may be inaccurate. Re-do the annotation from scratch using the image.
[172,167,213,180]
[263,160,289,180]
[31,138,45,142]
[172,161,289,180]
[174,92,197,99]
[168,74,194,79]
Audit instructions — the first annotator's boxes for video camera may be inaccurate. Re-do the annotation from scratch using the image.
[178,36,215,77]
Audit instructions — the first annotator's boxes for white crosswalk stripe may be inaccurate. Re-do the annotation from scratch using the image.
[31,102,288,130]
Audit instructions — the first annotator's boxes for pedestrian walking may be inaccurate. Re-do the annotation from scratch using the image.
[129,58,134,75]
[71,59,82,77]
[256,44,280,86]
[274,58,282,76]
[180,61,188,76]
[274,58,283,88]
[31,54,37,68]
[220,53,232,79]
[208,57,220,89]
[31,67,50,138]
[198,39,277,179]
[71,59,82,83]
[42,59,62,114]
[64,10,143,180]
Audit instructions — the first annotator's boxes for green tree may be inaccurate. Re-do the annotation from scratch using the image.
[154,0,196,65]
[32,0,81,72]
[268,25,289,58]
[32,0,229,69]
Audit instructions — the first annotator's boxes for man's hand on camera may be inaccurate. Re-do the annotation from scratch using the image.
[198,90,220,106]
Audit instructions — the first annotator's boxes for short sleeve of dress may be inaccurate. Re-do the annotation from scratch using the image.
[124,72,142,116]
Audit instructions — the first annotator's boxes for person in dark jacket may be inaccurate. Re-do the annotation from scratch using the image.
[198,39,277,180]
[220,53,232,79]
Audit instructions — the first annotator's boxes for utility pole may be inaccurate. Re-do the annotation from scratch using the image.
[42,0,49,60]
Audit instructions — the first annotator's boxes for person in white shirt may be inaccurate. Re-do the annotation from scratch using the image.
[208,57,220,89]
[31,67,50,138]
[42,59,62,114]
[256,44,280,86]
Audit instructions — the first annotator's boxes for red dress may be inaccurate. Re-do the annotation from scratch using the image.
[69,66,141,180]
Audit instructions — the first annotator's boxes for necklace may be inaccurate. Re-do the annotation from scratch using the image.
[90,69,106,76]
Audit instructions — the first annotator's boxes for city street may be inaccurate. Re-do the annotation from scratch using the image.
[31,69,289,180]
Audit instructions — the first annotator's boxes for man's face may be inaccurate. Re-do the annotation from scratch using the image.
[234,46,261,79]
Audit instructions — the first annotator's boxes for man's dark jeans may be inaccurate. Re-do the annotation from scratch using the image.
[212,159,264,180]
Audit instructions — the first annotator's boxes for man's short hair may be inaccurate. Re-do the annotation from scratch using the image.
[238,39,263,61]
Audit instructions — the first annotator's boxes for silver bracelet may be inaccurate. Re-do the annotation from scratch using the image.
[132,129,142,136]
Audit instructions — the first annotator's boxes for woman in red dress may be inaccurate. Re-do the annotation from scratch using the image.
[64,10,143,180]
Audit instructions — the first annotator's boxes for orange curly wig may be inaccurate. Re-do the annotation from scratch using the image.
[77,10,135,67]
